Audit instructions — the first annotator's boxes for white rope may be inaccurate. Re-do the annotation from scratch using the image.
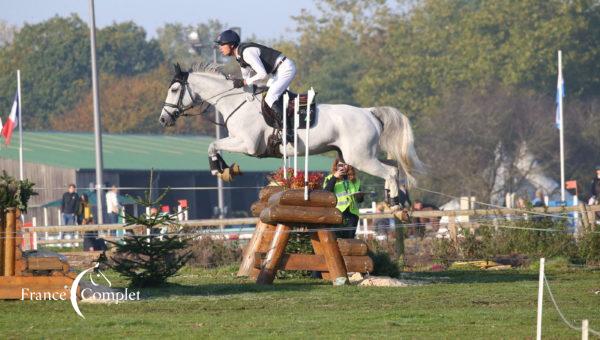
[544,275,600,336]
[414,186,577,220]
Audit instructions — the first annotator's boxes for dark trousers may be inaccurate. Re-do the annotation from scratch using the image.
[337,210,359,239]
[107,212,119,236]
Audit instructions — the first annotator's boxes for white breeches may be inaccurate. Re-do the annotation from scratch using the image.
[265,58,296,107]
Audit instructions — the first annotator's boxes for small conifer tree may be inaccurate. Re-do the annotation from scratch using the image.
[107,171,191,287]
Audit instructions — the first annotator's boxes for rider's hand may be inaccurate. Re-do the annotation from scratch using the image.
[232,79,245,88]
[333,169,345,179]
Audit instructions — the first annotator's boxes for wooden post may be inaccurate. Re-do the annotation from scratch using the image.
[448,215,458,246]
[310,232,330,280]
[0,211,4,275]
[238,221,276,277]
[588,205,597,231]
[579,203,590,232]
[256,224,291,285]
[4,208,16,276]
[317,230,348,285]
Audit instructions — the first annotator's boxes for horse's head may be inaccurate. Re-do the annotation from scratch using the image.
[159,63,196,127]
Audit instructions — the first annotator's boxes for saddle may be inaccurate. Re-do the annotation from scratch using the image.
[260,90,317,131]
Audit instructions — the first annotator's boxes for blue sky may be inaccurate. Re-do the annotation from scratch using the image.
[0,0,317,40]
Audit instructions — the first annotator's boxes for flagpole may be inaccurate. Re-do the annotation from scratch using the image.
[17,69,23,180]
[558,50,565,203]
[89,0,105,224]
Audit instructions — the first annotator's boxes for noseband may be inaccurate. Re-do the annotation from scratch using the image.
[163,71,198,122]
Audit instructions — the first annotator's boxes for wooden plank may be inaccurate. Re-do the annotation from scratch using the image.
[0,276,77,300]
[254,253,373,273]
[260,205,342,226]
[337,239,368,256]
[317,230,348,284]
[256,224,291,285]
[267,189,337,208]
[27,257,66,271]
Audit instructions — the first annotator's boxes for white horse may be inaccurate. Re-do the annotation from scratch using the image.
[159,63,423,205]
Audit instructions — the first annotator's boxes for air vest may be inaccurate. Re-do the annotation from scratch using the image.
[236,42,282,74]
[324,175,361,215]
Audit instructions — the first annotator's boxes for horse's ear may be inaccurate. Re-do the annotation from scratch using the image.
[174,63,181,75]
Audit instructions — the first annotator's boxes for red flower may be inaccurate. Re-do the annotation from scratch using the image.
[267,168,324,189]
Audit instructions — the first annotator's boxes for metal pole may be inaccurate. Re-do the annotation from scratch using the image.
[89,0,104,224]
[214,48,225,219]
[558,50,565,203]
[17,70,23,180]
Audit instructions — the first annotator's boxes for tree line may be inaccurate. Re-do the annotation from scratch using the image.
[0,0,599,202]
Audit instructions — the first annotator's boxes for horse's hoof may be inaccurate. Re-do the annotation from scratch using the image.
[230,163,242,176]
[220,168,233,182]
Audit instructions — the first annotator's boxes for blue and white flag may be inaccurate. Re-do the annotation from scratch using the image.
[555,59,564,130]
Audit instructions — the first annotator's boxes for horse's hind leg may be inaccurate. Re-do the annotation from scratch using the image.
[344,153,401,207]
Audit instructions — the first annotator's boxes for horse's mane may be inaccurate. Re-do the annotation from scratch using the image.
[190,62,225,77]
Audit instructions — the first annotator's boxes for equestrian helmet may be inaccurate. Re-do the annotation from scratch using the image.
[214,30,240,46]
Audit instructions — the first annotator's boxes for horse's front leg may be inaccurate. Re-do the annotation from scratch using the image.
[207,136,256,180]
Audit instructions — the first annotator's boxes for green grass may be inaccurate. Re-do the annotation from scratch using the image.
[1,265,598,339]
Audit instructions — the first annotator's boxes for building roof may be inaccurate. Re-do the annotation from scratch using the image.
[0,132,333,171]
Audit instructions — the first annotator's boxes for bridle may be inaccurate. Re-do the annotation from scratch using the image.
[162,71,247,128]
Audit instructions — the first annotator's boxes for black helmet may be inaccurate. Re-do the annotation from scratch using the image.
[214,29,240,46]
[595,165,600,171]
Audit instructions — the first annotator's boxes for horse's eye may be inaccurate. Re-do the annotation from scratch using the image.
[171,83,181,92]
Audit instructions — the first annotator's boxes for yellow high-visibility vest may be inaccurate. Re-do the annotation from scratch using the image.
[324,174,361,215]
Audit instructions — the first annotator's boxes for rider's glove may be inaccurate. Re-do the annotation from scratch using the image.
[232,79,245,88]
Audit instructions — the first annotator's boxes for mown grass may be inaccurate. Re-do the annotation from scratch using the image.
[0,265,598,339]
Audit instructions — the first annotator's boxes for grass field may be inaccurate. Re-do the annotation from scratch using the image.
[1,266,598,339]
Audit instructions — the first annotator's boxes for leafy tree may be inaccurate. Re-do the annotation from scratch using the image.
[50,65,217,136]
[97,21,164,76]
[0,15,90,129]
[0,15,163,130]
[357,0,600,115]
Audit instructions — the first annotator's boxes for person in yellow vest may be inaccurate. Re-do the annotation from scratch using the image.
[323,159,364,238]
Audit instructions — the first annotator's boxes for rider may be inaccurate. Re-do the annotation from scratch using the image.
[214,29,296,116]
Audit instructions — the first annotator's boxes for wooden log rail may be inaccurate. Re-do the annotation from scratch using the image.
[23,205,600,235]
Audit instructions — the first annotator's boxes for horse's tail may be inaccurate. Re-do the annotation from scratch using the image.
[369,106,424,188]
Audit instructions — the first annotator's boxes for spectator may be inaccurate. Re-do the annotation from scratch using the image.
[106,185,121,235]
[589,166,600,205]
[323,159,364,239]
[79,194,104,251]
[515,196,528,209]
[411,200,439,238]
[374,202,391,236]
[60,184,79,226]
[531,189,545,207]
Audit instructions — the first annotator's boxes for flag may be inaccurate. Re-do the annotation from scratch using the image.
[555,60,564,130]
[1,92,18,145]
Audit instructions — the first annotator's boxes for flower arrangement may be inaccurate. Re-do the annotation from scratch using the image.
[268,167,324,190]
